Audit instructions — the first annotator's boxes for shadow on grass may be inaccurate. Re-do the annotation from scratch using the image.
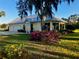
[27,40,79,52]
[0,49,60,59]
[43,44,78,52]
[25,47,60,59]
[60,37,79,40]
[64,33,79,36]
[25,46,79,59]
[52,44,79,52]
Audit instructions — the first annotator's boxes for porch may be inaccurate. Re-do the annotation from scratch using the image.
[24,20,66,34]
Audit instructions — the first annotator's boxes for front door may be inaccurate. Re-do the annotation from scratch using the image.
[45,23,50,31]
[31,23,33,32]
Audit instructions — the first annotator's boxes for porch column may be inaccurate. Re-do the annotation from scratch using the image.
[25,22,31,34]
[64,24,66,30]
[50,22,53,31]
[59,23,60,30]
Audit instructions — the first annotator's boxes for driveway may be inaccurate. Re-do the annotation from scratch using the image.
[0,31,26,35]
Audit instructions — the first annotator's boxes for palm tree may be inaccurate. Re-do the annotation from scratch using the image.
[17,0,74,30]
[17,0,74,18]
[0,11,5,17]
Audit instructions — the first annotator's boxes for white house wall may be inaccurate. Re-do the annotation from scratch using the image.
[9,24,23,31]
[25,22,31,33]
[33,22,41,31]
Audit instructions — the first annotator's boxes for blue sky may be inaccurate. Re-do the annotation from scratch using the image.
[0,0,79,24]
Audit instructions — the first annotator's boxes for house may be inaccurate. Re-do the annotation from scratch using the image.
[8,15,67,33]
[9,18,24,31]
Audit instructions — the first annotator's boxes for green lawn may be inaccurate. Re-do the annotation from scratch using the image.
[61,33,79,40]
[64,33,79,37]
[0,34,79,59]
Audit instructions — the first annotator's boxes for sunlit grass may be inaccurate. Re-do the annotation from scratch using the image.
[0,34,79,59]
[72,29,79,33]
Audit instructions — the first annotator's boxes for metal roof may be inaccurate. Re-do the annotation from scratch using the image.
[9,15,67,24]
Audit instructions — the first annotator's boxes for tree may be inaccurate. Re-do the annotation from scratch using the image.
[17,0,74,18]
[0,11,5,17]
[68,14,79,23]
[68,14,79,20]
[0,24,7,28]
[62,18,68,21]
[17,0,74,30]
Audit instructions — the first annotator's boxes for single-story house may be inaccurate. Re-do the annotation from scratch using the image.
[8,15,67,33]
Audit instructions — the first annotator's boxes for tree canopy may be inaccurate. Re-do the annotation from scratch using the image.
[0,24,7,28]
[0,11,5,17]
[17,0,74,19]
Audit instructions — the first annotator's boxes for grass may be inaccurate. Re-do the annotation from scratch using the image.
[61,33,79,40]
[64,33,79,37]
[72,29,79,33]
[0,34,79,59]
[0,34,30,40]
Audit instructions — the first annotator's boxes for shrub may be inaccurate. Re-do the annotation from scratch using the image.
[18,29,26,32]
[59,30,74,34]
[30,31,41,41]
[3,44,25,59]
[0,44,36,59]
[30,31,60,44]
[66,24,75,30]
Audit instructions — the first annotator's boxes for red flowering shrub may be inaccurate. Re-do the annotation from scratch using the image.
[30,31,60,44]
[30,31,41,41]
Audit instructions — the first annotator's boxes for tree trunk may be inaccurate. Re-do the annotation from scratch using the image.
[40,16,44,31]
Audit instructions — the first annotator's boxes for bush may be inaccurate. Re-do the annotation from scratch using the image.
[66,23,79,30]
[30,31,42,41]
[3,44,24,59]
[0,44,32,59]
[18,29,26,32]
[66,24,75,30]
[59,30,74,34]
[30,31,60,44]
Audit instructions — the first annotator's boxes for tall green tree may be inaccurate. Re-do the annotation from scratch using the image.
[17,0,74,19]
[17,0,74,30]
[0,11,5,17]
[0,24,7,28]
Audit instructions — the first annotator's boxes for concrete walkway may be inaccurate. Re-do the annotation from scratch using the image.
[0,31,26,35]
